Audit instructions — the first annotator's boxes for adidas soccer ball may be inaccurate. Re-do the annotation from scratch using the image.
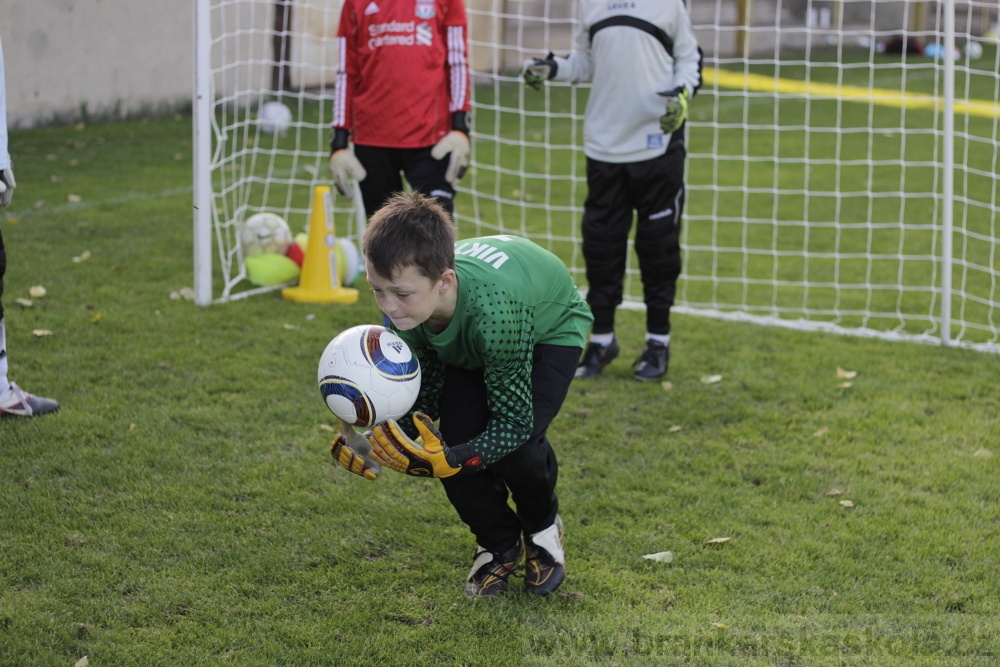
[318,325,421,428]
[258,101,293,135]
[240,212,293,256]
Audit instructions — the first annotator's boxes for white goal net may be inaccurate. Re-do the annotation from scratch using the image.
[194,0,1000,352]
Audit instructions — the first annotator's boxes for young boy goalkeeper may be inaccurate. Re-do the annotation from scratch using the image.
[330,192,592,597]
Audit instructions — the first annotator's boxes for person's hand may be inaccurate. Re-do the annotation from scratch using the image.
[330,419,381,480]
[430,131,470,185]
[329,149,367,198]
[658,87,690,135]
[0,158,15,208]
[522,53,557,91]
[367,412,480,478]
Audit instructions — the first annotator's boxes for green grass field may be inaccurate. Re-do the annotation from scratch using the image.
[1,105,999,664]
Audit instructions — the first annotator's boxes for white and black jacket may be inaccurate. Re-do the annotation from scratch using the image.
[551,0,703,164]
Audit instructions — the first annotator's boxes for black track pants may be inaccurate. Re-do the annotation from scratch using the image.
[582,145,686,335]
[438,344,580,554]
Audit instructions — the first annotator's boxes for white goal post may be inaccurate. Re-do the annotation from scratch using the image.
[193,0,1000,353]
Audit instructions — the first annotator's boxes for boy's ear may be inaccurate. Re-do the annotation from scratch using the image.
[439,268,457,291]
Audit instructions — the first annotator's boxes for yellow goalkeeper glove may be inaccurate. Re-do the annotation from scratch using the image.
[330,419,381,481]
[367,412,482,478]
[658,87,690,135]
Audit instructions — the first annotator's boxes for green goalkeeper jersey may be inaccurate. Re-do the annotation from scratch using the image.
[395,234,592,465]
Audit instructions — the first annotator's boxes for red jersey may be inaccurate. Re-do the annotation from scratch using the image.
[333,0,470,148]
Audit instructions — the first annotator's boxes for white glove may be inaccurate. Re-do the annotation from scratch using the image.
[0,157,15,207]
[430,131,470,185]
[329,149,367,198]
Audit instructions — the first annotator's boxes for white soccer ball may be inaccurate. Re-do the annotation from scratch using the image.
[258,101,293,135]
[965,40,984,60]
[318,325,421,428]
[240,212,293,256]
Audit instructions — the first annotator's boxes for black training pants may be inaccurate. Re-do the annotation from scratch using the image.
[353,144,456,218]
[582,144,686,336]
[438,344,580,554]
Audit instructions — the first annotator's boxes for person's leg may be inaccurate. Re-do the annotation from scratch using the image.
[353,145,405,218]
[631,146,686,337]
[438,365,522,554]
[627,145,686,380]
[581,158,633,335]
[490,344,579,595]
[0,228,59,417]
[402,147,456,218]
[0,227,7,395]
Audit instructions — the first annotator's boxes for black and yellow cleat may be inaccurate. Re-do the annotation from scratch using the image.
[465,542,522,598]
[525,515,565,596]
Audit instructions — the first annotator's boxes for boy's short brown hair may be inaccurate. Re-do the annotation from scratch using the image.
[363,191,456,281]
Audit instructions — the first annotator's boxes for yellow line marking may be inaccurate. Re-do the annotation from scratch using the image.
[704,67,1000,119]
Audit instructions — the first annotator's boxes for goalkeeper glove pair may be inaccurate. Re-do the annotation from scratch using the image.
[328,113,470,198]
[522,57,690,136]
[0,157,15,208]
[330,412,481,480]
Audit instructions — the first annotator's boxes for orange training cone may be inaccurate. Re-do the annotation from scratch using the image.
[282,186,359,304]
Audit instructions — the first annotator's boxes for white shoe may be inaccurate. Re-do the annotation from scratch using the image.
[0,382,60,418]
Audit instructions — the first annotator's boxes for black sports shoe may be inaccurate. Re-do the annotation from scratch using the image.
[525,516,565,596]
[633,340,669,381]
[465,542,522,598]
[574,337,620,379]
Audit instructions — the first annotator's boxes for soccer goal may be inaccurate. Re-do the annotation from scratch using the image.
[193,0,1000,353]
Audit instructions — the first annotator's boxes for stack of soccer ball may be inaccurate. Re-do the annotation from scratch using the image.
[239,212,362,288]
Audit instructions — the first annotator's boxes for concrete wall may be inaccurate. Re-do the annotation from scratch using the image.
[1,0,193,128]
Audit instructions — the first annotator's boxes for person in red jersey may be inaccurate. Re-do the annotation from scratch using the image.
[329,0,471,220]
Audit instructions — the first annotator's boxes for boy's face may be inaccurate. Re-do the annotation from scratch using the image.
[366,262,454,331]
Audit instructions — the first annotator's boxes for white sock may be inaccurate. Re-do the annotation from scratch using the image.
[590,332,615,346]
[646,332,671,346]
[0,318,10,395]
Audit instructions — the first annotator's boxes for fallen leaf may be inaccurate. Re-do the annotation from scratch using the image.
[704,537,731,545]
[15,298,32,307]
[89,313,102,324]
[661,380,673,391]
[33,200,45,208]
[179,287,195,300]
[700,374,723,384]
[668,425,683,433]
[712,623,726,629]
[836,367,858,379]
[29,285,47,298]
[825,488,844,497]
[68,194,82,203]
[69,159,80,167]
[813,426,829,437]
[4,216,18,223]
[32,329,54,336]
[840,500,855,508]
[319,424,336,432]
[972,448,993,458]
[642,551,673,562]
[129,423,137,432]
[72,250,92,263]
[282,323,300,330]
[75,657,89,667]
[838,382,853,388]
